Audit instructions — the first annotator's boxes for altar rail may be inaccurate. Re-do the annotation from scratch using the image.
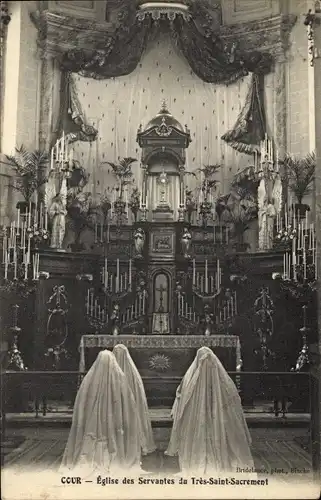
[1,371,311,420]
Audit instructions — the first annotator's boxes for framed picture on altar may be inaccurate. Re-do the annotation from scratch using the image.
[150,229,175,257]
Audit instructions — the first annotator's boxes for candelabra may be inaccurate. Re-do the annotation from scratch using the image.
[1,208,50,281]
[253,287,275,370]
[50,131,74,172]
[176,259,238,333]
[7,305,26,371]
[293,305,310,371]
[85,259,148,334]
[279,217,317,287]
[253,134,282,252]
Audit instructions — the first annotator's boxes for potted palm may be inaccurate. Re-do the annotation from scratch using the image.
[284,152,315,217]
[6,145,49,213]
[197,164,222,198]
[103,157,137,199]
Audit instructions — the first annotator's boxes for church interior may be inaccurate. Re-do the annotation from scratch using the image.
[0,0,320,490]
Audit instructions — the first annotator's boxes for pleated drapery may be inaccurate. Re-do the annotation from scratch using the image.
[70,32,254,203]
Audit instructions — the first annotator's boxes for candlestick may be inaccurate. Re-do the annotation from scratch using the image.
[305,211,308,232]
[205,259,208,294]
[129,259,132,285]
[116,259,120,293]
[192,259,196,286]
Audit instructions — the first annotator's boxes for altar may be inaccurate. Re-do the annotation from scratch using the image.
[79,335,241,406]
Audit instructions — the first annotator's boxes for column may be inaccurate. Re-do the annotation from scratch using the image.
[313,2,321,478]
[141,165,148,205]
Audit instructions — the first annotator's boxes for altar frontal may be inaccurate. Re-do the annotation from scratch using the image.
[79,335,241,406]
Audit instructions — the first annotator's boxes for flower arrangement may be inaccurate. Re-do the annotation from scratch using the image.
[44,345,69,369]
[274,225,297,249]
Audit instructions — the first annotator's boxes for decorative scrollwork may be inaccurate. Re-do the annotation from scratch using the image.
[155,117,173,137]
[253,287,275,370]
[149,353,171,372]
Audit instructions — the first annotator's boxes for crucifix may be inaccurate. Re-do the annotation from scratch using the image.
[156,283,166,313]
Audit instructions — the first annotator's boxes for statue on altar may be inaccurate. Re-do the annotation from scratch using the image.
[134,228,145,258]
[181,227,192,259]
[202,305,214,336]
[257,174,281,251]
[45,174,68,250]
[110,303,120,336]
[49,194,67,249]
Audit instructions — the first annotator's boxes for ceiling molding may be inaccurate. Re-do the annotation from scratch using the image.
[30,9,297,65]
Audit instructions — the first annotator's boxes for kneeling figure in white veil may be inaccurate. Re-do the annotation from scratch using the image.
[165,346,255,476]
[60,350,142,475]
[113,344,156,455]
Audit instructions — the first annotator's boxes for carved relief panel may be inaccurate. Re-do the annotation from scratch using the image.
[149,228,175,260]
[48,1,106,20]
[222,0,280,25]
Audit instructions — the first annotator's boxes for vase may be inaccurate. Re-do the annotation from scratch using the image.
[294,203,310,218]
[16,201,35,215]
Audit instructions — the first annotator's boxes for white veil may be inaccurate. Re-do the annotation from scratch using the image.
[166,347,254,475]
[170,347,209,420]
[113,344,156,455]
[60,349,142,474]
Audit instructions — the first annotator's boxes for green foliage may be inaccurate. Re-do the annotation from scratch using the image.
[284,152,315,204]
[6,145,49,203]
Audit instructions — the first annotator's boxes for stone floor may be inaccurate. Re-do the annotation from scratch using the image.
[2,425,312,476]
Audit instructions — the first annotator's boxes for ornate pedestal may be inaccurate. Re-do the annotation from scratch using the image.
[79,334,241,406]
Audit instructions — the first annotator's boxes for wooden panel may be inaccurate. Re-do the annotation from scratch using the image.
[48,1,106,20]
[222,0,280,25]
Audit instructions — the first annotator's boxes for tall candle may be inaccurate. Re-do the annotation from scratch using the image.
[17,209,20,233]
[4,258,8,280]
[305,211,308,232]
[193,259,196,285]
[14,251,17,279]
[205,260,208,294]
[116,259,120,292]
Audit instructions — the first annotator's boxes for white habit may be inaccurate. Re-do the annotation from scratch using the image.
[60,349,142,474]
[166,346,254,475]
[113,344,156,455]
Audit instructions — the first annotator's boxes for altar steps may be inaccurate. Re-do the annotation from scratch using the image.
[4,409,310,429]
